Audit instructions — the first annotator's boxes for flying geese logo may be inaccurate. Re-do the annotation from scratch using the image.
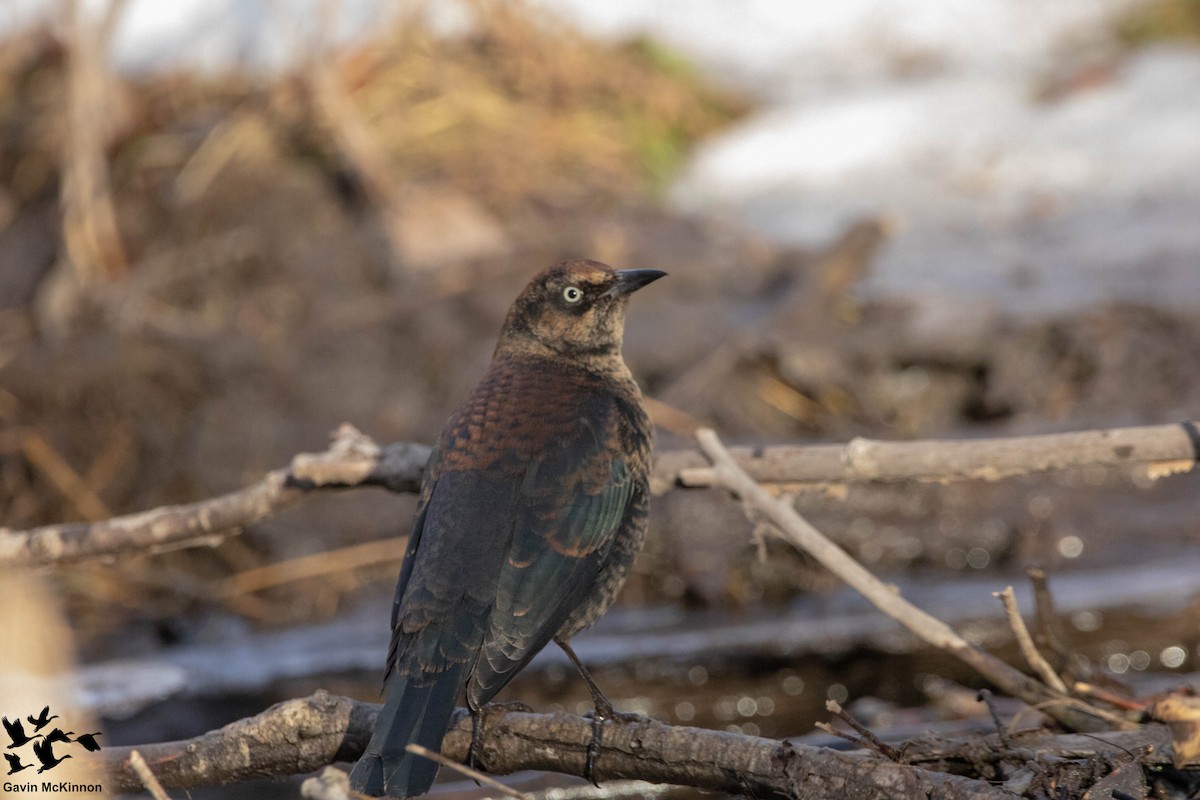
[3,707,103,793]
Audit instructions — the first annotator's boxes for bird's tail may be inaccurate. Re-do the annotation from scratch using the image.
[350,665,466,798]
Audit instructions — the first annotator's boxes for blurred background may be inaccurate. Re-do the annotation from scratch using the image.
[1,1,1199,797]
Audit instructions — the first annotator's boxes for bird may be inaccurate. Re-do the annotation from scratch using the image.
[71,732,103,752]
[4,752,33,776]
[44,729,74,745]
[26,706,58,732]
[2,717,40,749]
[350,260,665,798]
[32,739,71,773]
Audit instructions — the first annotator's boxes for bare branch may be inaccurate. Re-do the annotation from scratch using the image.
[693,427,1135,734]
[97,690,1020,800]
[657,418,1200,492]
[994,585,1068,694]
[824,699,898,760]
[5,418,1196,567]
[1026,566,1076,676]
[128,750,174,800]
[405,743,530,799]
[0,425,429,568]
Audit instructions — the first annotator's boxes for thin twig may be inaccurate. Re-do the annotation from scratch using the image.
[1072,683,1149,714]
[406,743,531,799]
[824,699,898,760]
[1026,566,1076,676]
[993,586,1068,694]
[20,430,112,521]
[694,427,1134,734]
[129,749,174,800]
[976,690,1012,749]
[220,536,408,596]
[812,721,870,750]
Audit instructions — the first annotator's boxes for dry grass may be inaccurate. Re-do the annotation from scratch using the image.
[306,2,746,205]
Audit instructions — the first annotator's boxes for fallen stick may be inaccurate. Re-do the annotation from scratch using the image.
[994,585,1068,694]
[693,428,1134,735]
[97,690,1021,800]
[659,419,1200,490]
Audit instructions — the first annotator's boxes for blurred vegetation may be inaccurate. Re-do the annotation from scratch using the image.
[1118,0,1200,43]
[326,7,747,203]
[0,1,749,642]
[0,2,744,235]
[0,0,746,522]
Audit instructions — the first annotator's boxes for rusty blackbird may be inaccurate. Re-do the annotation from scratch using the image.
[350,260,665,797]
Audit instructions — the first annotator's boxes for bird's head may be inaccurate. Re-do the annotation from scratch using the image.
[497,260,666,362]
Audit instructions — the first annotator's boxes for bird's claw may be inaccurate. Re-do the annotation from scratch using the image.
[582,703,646,786]
[585,711,605,786]
[468,701,534,770]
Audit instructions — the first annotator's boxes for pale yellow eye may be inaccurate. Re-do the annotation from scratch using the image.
[562,286,584,304]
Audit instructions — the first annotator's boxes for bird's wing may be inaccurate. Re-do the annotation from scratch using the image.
[385,444,522,688]
[468,392,634,702]
[388,443,441,637]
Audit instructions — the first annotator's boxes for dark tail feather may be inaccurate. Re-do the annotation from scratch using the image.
[350,666,465,798]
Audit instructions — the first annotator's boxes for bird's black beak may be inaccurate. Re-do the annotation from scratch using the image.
[607,269,668,298]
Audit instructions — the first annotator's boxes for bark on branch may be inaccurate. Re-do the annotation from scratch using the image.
[657,418,1200,490]
[0,425,429,568]
[98,690,1042,799]
[4,419,1196,568]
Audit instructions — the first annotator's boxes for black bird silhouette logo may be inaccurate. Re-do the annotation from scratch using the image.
[4,752,33,776]
[2,717,41,749]
[72,732,102,752]
[27,706,59,732]
[32,738,72,773]
[2,707,102,775]
[43,728,75,745]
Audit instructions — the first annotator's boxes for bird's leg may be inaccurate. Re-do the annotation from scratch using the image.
[557,639,638,786]
[465,696,533,773]
[466,695,486,772]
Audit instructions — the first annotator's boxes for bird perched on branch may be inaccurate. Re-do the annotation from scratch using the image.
[351,260,665,798]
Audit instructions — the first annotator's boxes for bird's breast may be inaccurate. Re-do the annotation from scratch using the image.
[434,356,647,478]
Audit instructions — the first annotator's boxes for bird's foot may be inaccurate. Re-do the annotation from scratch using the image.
[468,701,534,770]
[557,638,634,786]
[582,702,647,786]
